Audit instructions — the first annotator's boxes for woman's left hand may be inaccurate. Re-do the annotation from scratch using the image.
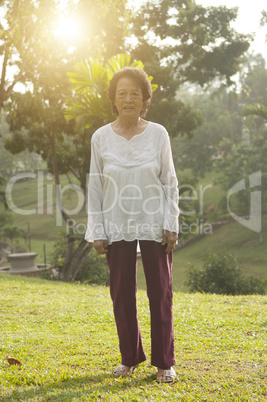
[162,230,178,253]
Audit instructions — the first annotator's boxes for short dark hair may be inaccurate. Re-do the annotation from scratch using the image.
[108,67,153,117]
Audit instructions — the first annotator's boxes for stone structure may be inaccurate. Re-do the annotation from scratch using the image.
[0,252,50,277]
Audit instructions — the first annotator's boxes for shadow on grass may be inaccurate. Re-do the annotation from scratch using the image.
[2,372,157,401]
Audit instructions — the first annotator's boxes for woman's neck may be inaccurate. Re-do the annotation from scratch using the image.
[115,116,141,130]
[111,117,148,139]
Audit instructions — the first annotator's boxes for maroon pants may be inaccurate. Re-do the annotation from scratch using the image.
[106,240,175,369]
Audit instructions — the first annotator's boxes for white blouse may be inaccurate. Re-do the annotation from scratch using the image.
[85,121,179,245]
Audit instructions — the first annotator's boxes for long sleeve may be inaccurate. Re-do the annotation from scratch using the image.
[85,122,179,245]
[85,134,107,243]
[159,135,179,234]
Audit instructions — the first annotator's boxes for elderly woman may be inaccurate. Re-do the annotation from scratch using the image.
[85,67,179,383]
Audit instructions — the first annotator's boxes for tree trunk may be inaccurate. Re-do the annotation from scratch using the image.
[49,131,92,281]
[60,239,92,282]
[0,44,9,109]
[49,132,69,222]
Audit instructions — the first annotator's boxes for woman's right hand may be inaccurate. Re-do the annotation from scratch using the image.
[93,239,108,254]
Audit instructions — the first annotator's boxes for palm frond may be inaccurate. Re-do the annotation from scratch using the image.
[65,53,158,132]
[106,53,145,81]
[67,59,106,94]
[241,103,267,120]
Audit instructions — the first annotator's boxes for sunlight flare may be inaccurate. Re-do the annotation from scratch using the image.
[54,15,82,42]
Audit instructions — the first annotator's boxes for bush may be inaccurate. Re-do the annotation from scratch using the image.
[186,253,266,295]
[49,233,109,285]
[75,252,109,285]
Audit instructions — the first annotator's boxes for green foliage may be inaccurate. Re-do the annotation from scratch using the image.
[242,103,267,120]
[129,0,250,138]
[186,253,266,295]
[0,0,66,107]
[1,0,130,188]
[75,253,109,285]
[0,224,26,253]
[0,211,13,227]
[261,10,267,26]
[65,53,158,132]
[240,57,267,106]
[169,55,267,182]
[215,134,267,218]
[148,98,203,139]
[0,0,130,107]
[2,225,26,241]
[209,58,267,219]
[49,233,108,285]
[133,0,250,87]
[5,78,75,176]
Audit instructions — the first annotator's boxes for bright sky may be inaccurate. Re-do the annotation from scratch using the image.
[199,0,267,60]
[128,0,267,61]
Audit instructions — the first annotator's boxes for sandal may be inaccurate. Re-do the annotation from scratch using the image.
[113,364,138,376]
[156,367,176,383]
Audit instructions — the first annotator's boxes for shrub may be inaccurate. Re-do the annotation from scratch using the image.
[75,252,109,285]
[186,253,266,295]
[49,233,109,285]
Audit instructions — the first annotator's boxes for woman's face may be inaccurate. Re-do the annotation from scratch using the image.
[114,76,143,119]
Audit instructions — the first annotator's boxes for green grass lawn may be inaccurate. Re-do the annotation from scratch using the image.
[0,275,266,401]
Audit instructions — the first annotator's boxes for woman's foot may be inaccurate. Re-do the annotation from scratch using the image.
[156,367,176,383]
[113,364,137,376]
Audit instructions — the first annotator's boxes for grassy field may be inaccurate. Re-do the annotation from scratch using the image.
[0,274,266,401]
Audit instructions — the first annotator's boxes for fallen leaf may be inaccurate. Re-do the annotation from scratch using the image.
[7,358,22,366]
[246,331,256,337]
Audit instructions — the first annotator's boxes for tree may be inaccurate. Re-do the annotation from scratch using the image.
[242,103,267,120]
[1,0,131,189]
[1,0,256,279]
[2,225,26,253]
[260,9,267,34]
[1,0,131,281]
[212,58,267,243]
[133,0,250,86]
[172,87,243,179]
[129,0,250,138]
[1,0,57,109]
[0,0,130,109]
[0,175,8,208]
[240,54,267,107]
[5,53,151,281]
